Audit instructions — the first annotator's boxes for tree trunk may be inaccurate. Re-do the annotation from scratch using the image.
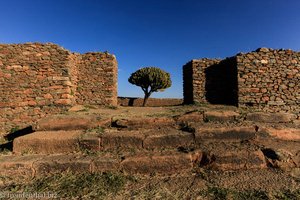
[142,92,150,107]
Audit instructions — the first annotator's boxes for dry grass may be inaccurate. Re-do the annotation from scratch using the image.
[1,172,299,199]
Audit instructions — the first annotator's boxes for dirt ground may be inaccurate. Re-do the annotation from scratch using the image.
[0,169,299,199]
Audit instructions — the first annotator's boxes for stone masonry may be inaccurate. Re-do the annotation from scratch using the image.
[0,43,117,133]
[183,48,300,113]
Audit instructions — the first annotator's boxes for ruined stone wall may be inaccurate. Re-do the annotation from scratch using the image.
[0,43,73,132]
[0,43,117,133]
[76,53,118,106]
[183,58,221,104]
[237,48,300,113]
[183,48,300,113]
[118,97,182,107]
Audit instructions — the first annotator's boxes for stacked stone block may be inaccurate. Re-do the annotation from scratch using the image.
[76,53,117,106]
[183,48,300,113]
[183,58,221,104]
[237,48,299,113]
[0,43,118,133]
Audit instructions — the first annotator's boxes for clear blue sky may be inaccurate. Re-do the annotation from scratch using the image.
[1,0,300,98]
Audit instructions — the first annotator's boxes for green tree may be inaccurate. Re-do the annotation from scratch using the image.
[128,67,172,106]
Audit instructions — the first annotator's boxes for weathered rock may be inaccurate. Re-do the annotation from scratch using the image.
[174,111,204,123]
[143,129,194,149]
[13,130,83,154]
[121,152,196,175]
[68,105,87,112]
[35,114,110,131]
[0,154,122,178]
[195,127,256,142]
[54,99,72,105]
[269,149,299,169]
[203,111,239,122]
[293,119,300,127]
[91,157,120,173]
[78,134,101,151]
[257,47,270,52]
[101,131,144,150]
[112,117,175,129]
[0,155,41,178]
[294,152,300,167]
[263,128,300,141]
[246,112,296,123]
[33,155,92,175]
[258,141,300,168]
[209,150,266,171]
[290,168,300,179]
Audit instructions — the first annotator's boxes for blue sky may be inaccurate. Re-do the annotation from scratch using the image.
[1,0,300,98]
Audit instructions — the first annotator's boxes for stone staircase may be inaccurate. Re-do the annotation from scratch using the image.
[1,109,299,179]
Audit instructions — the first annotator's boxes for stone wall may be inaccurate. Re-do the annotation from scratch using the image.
[237,48,299,113]
[183,58,220,104]
[0,43,117,133]
[76,53,118,106]
[118,97,182,107]
[183,48,300,113]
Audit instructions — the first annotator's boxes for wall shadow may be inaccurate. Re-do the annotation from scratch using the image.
[128,98,137,106]
[183,62,194,104]
[0,141,13,151]
[205,57,238,106]
[4,126,34,141]
[0,126,33,152]
[118,97,138,106]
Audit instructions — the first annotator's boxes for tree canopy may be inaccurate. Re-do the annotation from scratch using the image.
[128,67,172,106]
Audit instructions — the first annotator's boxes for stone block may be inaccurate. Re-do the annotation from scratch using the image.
[203,111,239,122]
[33,155,92,175]
[68,105,86,112]
[35,114,110,131]
[0,155,42,178]
[101,131,144,150]
[78,134,101,151]
[195,127,256,142]
[143,129,194,149]
[112,117,175,129]
[121,152,195,175]
[246,112,296,123]
[174,111,203,123]
[13,130,83,154]
[263,128,300,141]
[91,157,120,172]
[210,150,266,171]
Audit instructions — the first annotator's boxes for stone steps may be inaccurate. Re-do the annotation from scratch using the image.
[12,126,262,155]
[195,126,257,142]
[3,110,300,179]
[34,114,111,131]
[13,130,84,154]
[16,125,300,155]
[33,111,299,133]
[0,149,268,179]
